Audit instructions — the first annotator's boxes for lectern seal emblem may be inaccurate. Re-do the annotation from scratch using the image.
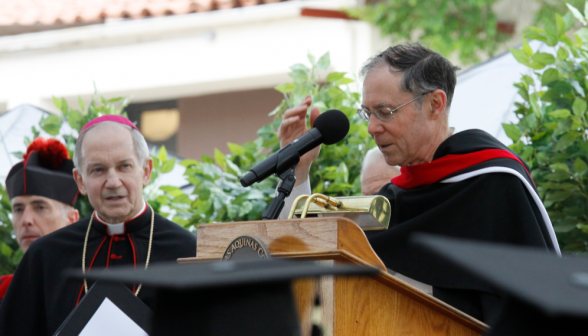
[222,235,270,261]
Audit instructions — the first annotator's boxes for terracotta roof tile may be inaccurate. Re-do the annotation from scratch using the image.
[0,0,294,26]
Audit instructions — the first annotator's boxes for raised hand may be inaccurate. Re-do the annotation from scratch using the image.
[277,95,321,186]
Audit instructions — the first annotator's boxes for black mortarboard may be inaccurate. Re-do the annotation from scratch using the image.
[67,259,377,336]
[6,137,78,205]
[413,234,588,336]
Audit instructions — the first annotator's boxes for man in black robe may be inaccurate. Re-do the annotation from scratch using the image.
[0,115,196,336]
[277,43,559,323]
[0,137,80,304]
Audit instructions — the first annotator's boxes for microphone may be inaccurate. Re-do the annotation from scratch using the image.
[240,109,350,187]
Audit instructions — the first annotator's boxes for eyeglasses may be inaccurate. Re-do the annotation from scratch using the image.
[356,92,431,122]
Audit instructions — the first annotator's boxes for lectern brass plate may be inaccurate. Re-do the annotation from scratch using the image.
[222,235,271,261]
[289,194,391,231]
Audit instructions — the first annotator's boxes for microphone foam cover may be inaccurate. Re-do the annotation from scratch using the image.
[313,110,350,145]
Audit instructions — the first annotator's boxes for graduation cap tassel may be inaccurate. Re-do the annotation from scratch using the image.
[310,278,324,336]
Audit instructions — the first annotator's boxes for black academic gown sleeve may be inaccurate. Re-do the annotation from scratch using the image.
[367,172,550,322]
[0,209,196,336]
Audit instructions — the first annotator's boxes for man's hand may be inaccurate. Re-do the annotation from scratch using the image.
[277,95,320,186]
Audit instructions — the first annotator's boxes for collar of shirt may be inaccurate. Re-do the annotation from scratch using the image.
[94,201,148,235]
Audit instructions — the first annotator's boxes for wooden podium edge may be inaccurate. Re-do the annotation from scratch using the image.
[177,250,487,334]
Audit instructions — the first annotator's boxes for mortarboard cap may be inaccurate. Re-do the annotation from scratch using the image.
[6,137,78,205]
[413,234,588,336]
[67,259,377,336]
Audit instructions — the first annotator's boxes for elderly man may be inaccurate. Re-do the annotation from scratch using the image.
[0,115,196,336]
[360,147,401,196]
[0,138,80,303]
[278,44,559,322]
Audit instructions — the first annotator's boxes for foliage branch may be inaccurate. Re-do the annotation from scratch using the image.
[504,2,588,253]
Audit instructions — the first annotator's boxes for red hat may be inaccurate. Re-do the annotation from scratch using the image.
[6,137,78,205]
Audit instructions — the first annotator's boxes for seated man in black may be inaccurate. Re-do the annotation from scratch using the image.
[278,43,559,323]
[0,115,196,336]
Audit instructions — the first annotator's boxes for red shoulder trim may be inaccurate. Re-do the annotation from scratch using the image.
[0,274,14,299]
[391,149,532,190]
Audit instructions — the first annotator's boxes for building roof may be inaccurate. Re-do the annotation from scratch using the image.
[0,0,292,26]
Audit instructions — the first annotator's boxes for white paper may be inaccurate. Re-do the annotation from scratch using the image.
[78,297,149,336]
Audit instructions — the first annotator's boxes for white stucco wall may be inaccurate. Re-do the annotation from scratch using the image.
[0,0,377,113]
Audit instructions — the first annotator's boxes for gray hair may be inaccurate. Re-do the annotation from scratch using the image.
[73,121,149,170]
[359,43,460,111]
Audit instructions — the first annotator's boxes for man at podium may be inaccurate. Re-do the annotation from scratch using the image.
[277,43,560,323]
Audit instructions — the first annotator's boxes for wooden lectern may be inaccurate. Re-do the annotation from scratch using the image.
[179,217,487,336]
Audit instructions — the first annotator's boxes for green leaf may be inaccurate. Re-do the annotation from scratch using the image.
[557,47,569,60]
[290,63,309,72]
[573,158,588,174]
[555,132,578,151]
[567,3,587,25]
[289,70,308,83]
[335,77,354,86]
[275,83,295,94]
[548,109,571,119]
[530,93,541,117]
[502,123,523,142]
[563,12,575,31]
[214,148,227,169]
[307,52,316,65]
[541,68,559,85]
[555,14,566,35]
[522,39,533,56]
[238,201,253,217]
[572,98,587,116]
[227,143,246,156]
[39,114,62,135]
[550,163,570,172]
[53,96,62,110]
[160,157,176,174]
[510,48,531,65]
[326,72,345,82]
[317,52,330,70]
[158,146,168,162]
[532,52,555,65]
[0,243,12,257]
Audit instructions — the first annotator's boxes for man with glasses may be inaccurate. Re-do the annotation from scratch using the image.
[277,43,559,323]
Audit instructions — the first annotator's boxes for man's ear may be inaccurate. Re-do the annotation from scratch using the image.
[428,89,447,120]
[142,157,154,187]
[66,209,80,225]
[73,168,87,196]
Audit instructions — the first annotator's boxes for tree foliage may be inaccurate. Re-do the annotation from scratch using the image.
[347,0,586,65]
[504,2,588,253]
[347,0,510,64]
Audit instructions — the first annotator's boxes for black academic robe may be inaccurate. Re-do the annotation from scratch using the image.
[366,129,559,323]
[0,205,196,336]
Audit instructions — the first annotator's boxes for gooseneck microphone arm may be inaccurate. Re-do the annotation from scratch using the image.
[262,165,297,220]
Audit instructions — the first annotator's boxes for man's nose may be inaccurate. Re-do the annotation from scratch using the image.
[367,113,384,137]
[21,207,34,226]
[104,169,123,188]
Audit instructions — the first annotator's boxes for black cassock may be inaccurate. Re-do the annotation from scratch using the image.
[366,129,559,323]
[0,205,196,336]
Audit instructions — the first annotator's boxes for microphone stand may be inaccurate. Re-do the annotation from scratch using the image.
[262,165,297,220]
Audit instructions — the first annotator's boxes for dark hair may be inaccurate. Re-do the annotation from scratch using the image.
[360,43,460,110]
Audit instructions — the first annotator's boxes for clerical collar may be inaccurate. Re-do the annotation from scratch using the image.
[94,201,147,235]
